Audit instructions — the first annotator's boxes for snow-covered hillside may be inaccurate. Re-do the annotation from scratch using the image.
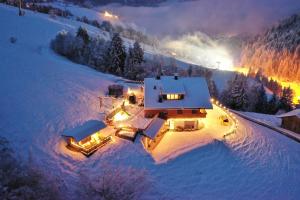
[1,4,300,200]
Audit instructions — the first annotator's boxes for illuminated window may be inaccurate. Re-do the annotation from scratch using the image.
[166,94,181,100]
[169,120,175,130]
[199,109,206,114]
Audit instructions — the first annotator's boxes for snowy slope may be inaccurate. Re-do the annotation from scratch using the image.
[1,4,300,200]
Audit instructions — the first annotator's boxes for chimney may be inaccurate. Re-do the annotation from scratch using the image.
[174,73,179,80]
[158,95,163,103]
[156,75,160,80]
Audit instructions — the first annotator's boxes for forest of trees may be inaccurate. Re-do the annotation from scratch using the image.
[219,73,294,114]
[240,13,300,83]
[51,27,146,80]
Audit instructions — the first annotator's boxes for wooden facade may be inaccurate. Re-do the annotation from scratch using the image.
[144,108,207,118]
[281,116,300,134]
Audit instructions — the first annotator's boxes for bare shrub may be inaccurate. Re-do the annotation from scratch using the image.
[80,163,151,200]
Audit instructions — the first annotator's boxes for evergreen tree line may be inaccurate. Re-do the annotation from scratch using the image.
[51,27,145,80]
[219,74,294,114]
[248,67,283,95]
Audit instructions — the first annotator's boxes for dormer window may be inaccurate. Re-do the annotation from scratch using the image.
[166,94,184,100]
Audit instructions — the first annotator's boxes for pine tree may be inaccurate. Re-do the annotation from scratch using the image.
[124,45,145,80]
[254,84,268,113]
[266,94,279,114]
[124,47,135,79]
[279,86,294,111]
[132,41,144,64]
[77,26,89,44]
[221,74,249,110]
[108,33,126,75]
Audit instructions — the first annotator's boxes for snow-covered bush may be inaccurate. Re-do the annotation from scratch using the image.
[0,137,61,200]
[79,163,151,200]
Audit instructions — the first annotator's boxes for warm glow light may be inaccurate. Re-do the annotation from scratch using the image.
[113,111,129,121]
[167,93,180,100]
[268,76,300,104]
[127,88,132,94]
[110,136,115,143]
[102,11,119,20]
[170,51,177,56]
[234,67,249,75]
[162,34,234,71]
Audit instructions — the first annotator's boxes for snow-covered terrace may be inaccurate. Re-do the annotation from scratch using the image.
[151,104,237,163]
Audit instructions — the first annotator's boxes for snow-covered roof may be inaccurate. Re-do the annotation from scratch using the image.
[161,78,185,94]
[277,109,300,118]
[62,120,106,141]
[144,117,165,139]
[144,76,212,109]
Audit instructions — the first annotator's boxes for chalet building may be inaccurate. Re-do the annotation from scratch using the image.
[277,109,300,134]
[62,120,112,156]
[144,75,212,131]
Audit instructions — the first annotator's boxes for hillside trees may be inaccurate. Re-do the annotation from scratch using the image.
[240,13,300,83]
[279,87,294,111]
[221,74,249,110]
[124,43,145,80]
[51,28,145,80]
[106,33,126,75]
[77,26,90,44]
[220,72,295,113]
[247,83,268,113]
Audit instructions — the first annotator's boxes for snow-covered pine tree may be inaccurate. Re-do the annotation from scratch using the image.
[108,33,126,75]
[100,21,114,34]
[279,86,294,111]
[85,36,106,70]
[124,44,145,80]
[221,74,249,110]
[132,41,144,64]
[76,26,90,44]
[124,47,134,79]
[254,84,268,112]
